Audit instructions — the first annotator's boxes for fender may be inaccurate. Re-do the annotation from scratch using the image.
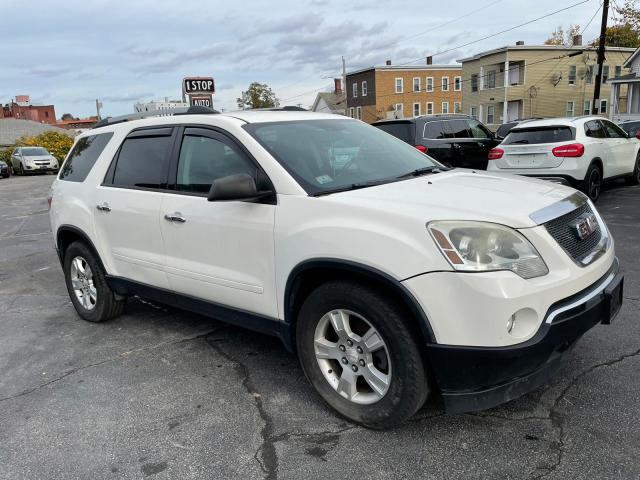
[282,258,437,350]
[55,224,107,273]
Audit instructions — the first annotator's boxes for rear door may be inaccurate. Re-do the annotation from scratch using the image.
[443,119,496,170]
[159,127,277,318]
[93,127,173,289]
[600,119,637,177]
[420,120,455,165]
[498,126,575,169]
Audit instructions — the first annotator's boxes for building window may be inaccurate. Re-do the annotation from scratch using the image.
[471,74,478,92]
[568,65,576,85]
[353,82,358,98]
[362,81,367,96]
[603,65,610,83]
[454,101,462,113]
[441,101,449,114]
[584,100,591,115]
[486,71,496,89]
[413,102,421,116]
[454,76,461,91]
[470,106,478,119]
[600,99,608,114]
[442,76,449,92]
[349,107,354,118]
[426,102,434,115]
[394,103,403,116]
[566,101,575,117]
[413,77,421,92]
[585,65,593,84]
[356,106,362,120]
[395,78,403,93]
[426,77,434,92]
[615,65,622,78]
[486,105,495,124]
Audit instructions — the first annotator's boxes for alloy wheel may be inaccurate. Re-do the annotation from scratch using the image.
[588,168,601,200]
[314,309,391,405]
[70,256,97,310]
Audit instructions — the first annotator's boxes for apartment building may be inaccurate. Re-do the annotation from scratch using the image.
[1,95,57,125]
[345,61,462,123]
[459,39,635,129]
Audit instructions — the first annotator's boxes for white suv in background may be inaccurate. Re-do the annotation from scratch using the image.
[50,109,623,428]
[487,116,640,201]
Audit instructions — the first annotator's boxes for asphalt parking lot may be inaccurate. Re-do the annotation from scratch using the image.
[0,174,638,480]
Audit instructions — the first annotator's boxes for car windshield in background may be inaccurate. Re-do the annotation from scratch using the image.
[620,122,640,137]
[22,147,49,156]
[244,119,439,195]
[503,126,574,145]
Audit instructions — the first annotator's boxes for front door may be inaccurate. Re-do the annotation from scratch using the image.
[600,119,637,177]
[443,119,497,170]
[159,127,277,318]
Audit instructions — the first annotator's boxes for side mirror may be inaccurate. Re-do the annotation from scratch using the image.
[207,173,273,202]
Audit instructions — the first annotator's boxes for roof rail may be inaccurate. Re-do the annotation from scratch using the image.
[92,105,219,129]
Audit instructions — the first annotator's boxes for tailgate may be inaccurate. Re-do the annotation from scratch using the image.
[499,143,564,169]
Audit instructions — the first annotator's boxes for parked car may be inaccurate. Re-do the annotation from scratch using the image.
[10,146,59,175]
[618,120,640,139]
[495,118,543,140]
[372,115,499,170]
[488,116,640,201]
[0,160,10,178]
[50,109,623,428]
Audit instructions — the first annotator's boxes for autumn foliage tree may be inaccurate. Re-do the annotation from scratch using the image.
[0,130,74,165]
[237,82,279,109]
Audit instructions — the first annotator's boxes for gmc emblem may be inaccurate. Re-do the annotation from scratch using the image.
[572,213,597,241]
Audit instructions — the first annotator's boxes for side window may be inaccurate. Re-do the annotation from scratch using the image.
[423,121,445,140]
[176,134,256,194]
[601,120,626,139]
[111,132,172,189]
[59,132,114,182]
[584,121,606,139]
[443,120,470,138]
[468,119,492,139]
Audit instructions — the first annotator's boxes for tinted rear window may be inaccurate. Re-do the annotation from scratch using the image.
[374,122,415,143]
[111,135,172,189]
[59,133,113,182]
[442,120,471,138]
[423,121,445,139]
[503,127,574,145]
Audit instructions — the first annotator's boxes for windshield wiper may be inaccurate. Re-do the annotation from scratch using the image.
[312,179,389,196]
[395,166,447,180]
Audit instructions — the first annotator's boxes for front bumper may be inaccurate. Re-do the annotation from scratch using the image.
[426,259,623,413]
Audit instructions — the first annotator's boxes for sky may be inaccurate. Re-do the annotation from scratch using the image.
[0,0,614,118]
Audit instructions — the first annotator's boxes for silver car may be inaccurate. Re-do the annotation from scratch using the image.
[11,147,59,175]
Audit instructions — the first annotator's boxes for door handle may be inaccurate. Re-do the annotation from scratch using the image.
[96,203,111,212]
[164,213,186,223]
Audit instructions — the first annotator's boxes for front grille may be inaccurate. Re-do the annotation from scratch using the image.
[543,203,602,263]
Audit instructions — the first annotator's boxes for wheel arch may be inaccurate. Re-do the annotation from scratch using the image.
[588,157,603,177]
[56,225,107,273]
[282,258,436,353]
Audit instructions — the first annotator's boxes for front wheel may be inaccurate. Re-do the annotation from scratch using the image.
[625,152,640,186]
[583,163,602,201]
[296,281,429,429]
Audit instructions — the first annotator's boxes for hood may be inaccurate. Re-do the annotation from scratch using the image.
[23,155,55,162]
[325,170,576,229]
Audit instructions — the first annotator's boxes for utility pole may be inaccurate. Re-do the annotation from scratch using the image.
[592,0,609,114]
[95,99,102,120]
[342,55,346,93]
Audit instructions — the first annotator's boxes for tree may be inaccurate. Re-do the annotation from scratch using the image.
[0,130,74,166]
[237,82,279,109]
[598,0,640,47]
[544,24,581,45]
[615,0,640,31]
[61,113,77,121]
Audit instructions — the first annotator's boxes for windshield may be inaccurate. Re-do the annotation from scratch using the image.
[244,119,440,195]
[22,147,49,156]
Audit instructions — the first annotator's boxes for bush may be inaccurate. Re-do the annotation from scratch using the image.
[0,130,74,167]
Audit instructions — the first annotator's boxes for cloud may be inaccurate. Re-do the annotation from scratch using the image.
[26,67,73,77]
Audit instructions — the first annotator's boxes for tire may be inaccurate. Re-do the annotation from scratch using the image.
[296,280,429,429]
[625,152,640,186]
[63,241,125,322]
[17,163,25,176]
[583,163,602,202]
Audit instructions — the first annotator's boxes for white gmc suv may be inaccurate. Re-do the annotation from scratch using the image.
[487,116,640,201]
[49,109,624,428]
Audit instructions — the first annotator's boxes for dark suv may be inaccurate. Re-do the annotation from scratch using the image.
[372,115,499,169]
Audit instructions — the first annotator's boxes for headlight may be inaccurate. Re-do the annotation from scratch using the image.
[428,221,548,279]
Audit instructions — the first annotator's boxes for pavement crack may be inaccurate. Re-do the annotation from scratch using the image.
[0,328,219,404]
[204,334,278,480]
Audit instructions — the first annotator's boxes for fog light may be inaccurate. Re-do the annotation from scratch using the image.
[506,308,538,339]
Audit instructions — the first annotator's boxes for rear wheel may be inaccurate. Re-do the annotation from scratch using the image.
[17,163,25,176]
[63,241,125,322]
[625,152,640,186]
[296,280,429,429]
[583,163,602,201]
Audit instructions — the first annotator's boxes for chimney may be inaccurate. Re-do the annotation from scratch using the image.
[334,78,342,95]
[426,56,433,65]
[572,34,582,46]
[385,59,392,66]
[516,40,525,46]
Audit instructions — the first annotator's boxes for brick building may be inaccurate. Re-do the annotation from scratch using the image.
[1,95,57,124]
[345,61,462,123]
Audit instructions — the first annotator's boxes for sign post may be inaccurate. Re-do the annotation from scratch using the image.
[182,77,215,108]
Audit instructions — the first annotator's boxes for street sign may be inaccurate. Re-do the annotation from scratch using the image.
[183,77,215,95]
[189,95,213,108]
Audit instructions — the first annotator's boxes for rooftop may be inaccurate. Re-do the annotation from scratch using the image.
[346,64,461,76]
[457,44,636,63]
